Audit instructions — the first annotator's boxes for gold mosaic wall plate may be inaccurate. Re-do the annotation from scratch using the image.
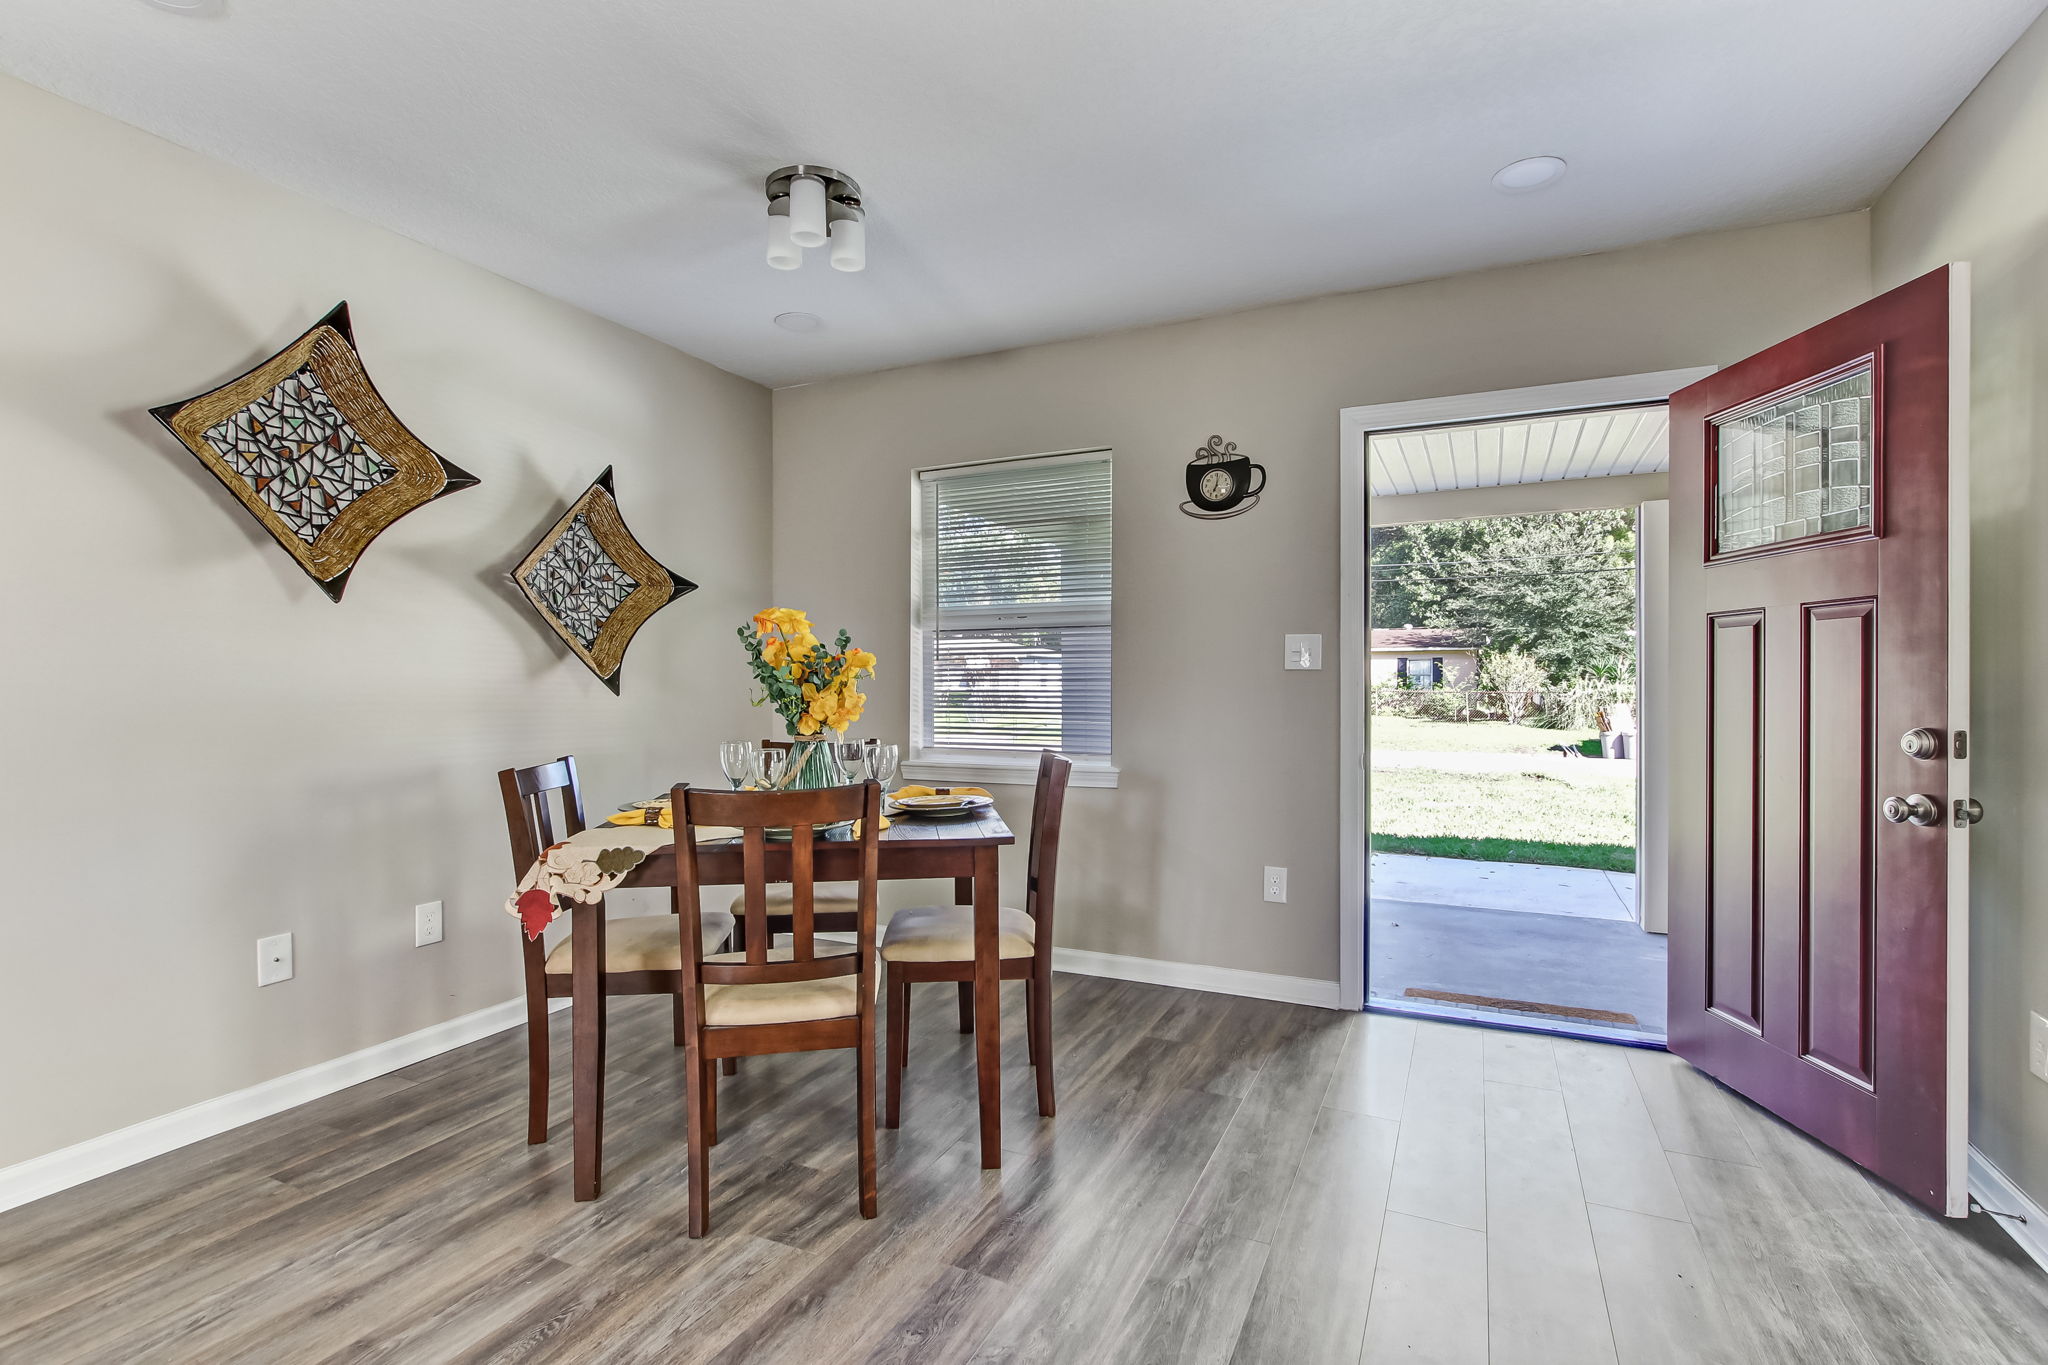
[512,468,697,694]
[149,302,480,602]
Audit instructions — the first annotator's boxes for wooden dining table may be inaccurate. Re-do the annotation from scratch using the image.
[562,804,1016,1199]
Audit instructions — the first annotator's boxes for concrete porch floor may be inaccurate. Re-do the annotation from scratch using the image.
[1370,852,1667,1041]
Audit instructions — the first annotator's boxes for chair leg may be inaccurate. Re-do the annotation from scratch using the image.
[957,981,974,1033]
[1025,980,1040,1069]
[857,1013,878,1219]
[885,969,909,1129]
[703,1054,720,1146]
[672,993,687,1047]
[525,994,550,1145]
[686,1048,711,1238]
[722,1057,738,1076]
[1032,963,1055,1118]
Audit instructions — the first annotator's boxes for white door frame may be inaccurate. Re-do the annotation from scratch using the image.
[1336,368,1716,1011]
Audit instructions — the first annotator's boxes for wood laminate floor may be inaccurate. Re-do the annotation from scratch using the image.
[3,975,2045,1363]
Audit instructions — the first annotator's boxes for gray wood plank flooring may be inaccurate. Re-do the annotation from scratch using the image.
[2,977,2044,1363]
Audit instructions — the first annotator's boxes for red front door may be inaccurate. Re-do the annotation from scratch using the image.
[1667,266,1971,1214]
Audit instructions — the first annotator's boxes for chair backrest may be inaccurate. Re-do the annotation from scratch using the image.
[497,756,589,880]
[670,782,882,1001]
[759,738,794,752]
[1024,751,1073,958]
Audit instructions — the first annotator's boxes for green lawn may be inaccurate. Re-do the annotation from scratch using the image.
[1370,767,1635,872]
[1372,714,1600,756]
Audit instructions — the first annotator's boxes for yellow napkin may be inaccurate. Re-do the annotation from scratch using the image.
[890,785,992,800]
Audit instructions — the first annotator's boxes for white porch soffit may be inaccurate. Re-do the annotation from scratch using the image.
[1367,404,1669,497]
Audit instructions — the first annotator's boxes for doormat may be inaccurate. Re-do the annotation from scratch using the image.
[1403,988,1638,1026]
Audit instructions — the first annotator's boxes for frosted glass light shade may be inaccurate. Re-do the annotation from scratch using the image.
[829,217,866,272]
[766,213,802,270]
[788,176,828,248]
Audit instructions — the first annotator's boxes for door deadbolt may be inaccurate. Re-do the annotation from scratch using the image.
[1900,728,1943,760]
[1882,794,1942,826]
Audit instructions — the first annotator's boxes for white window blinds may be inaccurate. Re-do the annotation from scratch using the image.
[914,453,1112,758]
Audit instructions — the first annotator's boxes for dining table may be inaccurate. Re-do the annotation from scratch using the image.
[539,798,1017,1200]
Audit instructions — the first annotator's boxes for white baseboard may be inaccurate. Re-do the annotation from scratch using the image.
[1969,1146,2048,1273]
[0,996,565,1215]
[1051,946,1343,1009]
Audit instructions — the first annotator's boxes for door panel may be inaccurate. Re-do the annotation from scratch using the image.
[1801,599,1875,1088]
[1706,611,1763,1030]
[1669,265,1967,1214]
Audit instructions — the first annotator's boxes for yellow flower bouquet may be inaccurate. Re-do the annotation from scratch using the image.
[738,608,877,787]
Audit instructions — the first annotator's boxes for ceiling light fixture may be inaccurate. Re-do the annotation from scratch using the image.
[773,311,823,333]
[765,166,864,272]
[141,0,222,12]
[1492,155,1568,192]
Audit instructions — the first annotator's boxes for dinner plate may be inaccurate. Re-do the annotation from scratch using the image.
[616,797,671,812]
[889,793,993,810]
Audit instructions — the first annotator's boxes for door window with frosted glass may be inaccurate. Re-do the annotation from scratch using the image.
[1711,364,1875,559]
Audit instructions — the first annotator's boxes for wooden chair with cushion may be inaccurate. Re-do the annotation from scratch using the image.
[881,750,1071,1126]
[671,780,884,1238]
[498,756,735,1146]
[729,739,860,935]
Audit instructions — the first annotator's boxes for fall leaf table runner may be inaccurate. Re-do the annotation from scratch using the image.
[507,823,742,941]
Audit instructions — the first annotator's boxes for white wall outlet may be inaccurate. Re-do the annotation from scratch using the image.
[256,933,293,987]
[415,900,445,947]
[2030,1012,2048,1083]
[1263,866,1288,903]
[1284,634,1323,670]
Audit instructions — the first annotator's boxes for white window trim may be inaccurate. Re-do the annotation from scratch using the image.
[908,447,1119,789]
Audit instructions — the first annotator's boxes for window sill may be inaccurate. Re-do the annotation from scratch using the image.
[903,755,1119,789]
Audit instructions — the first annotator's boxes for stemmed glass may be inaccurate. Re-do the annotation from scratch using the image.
[751,747,787,790]
[719,740,756,790]
[864,742,900,790]
[832,740,866,784]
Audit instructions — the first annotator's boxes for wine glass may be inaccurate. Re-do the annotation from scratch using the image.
[864,742,899,790]
[832,740,866,783]
[751,747,787,790]
[719,740,755,790]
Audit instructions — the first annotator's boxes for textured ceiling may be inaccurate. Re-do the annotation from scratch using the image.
[1,0,2040,386]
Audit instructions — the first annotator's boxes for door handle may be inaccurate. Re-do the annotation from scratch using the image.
[1882,794,1942,826]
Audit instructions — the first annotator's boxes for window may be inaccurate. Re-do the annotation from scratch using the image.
[910,451,1115,786]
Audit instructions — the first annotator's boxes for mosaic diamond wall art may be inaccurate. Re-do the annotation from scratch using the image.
[150,302,479,602]
[512,468,696,693]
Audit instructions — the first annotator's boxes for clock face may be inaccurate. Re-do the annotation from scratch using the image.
[1198,467,1237,503]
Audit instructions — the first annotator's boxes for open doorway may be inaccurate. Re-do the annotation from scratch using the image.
[1358,401,1677,1044]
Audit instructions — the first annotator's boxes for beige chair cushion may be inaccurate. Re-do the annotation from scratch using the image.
[544,911,734,973]
[701,943,866,1027]
[880,905,1036,963]
[729,883,860,917]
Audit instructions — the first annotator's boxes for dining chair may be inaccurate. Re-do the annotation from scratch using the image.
[671,780,884,1237]
[880,750,1071,1126]
[498,756,735,1146]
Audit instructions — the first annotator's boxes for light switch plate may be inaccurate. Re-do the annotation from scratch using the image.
[415,901,445,947]
[257,933,293,987]
[1284,634,1323,670]
[2030,1012,2048,1082]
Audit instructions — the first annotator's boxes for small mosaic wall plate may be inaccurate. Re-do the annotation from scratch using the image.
[150,302,479,602]
[512,467,696,693]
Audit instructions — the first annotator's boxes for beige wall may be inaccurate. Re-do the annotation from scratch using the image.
[1874,9,2048,1207]
[0,78,772,1168]
[772,213,1871,983]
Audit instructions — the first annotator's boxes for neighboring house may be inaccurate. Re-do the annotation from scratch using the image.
[1369,628,1482,688]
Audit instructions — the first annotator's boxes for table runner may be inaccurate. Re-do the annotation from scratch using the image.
[507,823,741,939]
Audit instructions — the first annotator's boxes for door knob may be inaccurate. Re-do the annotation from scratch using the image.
[1900,728,1943,760]
[1882,794,1942,826]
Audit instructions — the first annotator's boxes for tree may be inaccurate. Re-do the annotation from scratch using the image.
[1369,509,1636,684]
[1478,648,1547,723]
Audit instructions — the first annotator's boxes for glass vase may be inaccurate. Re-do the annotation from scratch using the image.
[778,734,847,791]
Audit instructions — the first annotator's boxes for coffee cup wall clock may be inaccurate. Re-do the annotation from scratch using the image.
[1181,435,1265,519]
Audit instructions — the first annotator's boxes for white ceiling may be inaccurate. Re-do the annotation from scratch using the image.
[1368,405,1669,496]
[2,0,2040,387]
